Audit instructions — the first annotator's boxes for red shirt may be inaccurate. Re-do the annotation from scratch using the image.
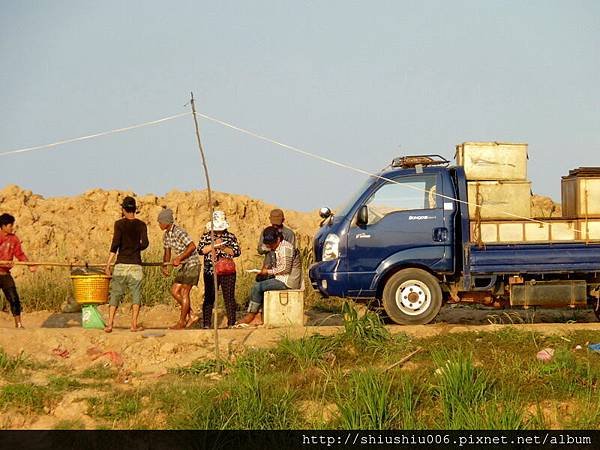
[0,232,28,275]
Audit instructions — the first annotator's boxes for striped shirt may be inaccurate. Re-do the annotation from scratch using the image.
[267,240,301,289]
[163,223,200,267]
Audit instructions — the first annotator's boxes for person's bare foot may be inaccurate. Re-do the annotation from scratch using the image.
[169,321,186,330]
[186,315,200,328]
[104,325,113,333]
[249,313,263,326]
[130,325,144,332]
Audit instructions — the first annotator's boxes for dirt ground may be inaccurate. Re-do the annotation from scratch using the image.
[1,303,599,378]
[1,303,600,429]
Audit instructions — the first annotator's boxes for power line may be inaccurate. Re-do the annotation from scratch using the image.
[0,111,192,157]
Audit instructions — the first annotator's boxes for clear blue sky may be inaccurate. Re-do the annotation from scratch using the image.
[1,0,599,211]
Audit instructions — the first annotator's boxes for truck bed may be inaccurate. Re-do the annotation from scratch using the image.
[468,242,600,275]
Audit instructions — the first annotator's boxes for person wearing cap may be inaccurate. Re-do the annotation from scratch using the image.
[104,196,149,333]
[256,208,296,280]
[238,225,301,326]
[198,211,241,328]
[158,206,201,330]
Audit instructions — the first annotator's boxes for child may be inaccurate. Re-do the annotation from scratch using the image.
[0,213,36,328]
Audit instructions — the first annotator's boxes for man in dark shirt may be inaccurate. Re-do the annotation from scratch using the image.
[104,196,149,332]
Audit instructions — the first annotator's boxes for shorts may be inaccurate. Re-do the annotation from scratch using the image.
[174,264,200,286]
[109,264,143,307]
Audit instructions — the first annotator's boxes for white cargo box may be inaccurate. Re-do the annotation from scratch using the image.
[456,142,528,181]
[263,290,304,327]
[561,174,600,219]
[467,181,531,220]
[470,219,600,243]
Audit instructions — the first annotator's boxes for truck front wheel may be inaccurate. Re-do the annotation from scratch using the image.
[382,268,442,325]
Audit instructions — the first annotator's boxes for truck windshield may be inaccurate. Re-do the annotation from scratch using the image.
[336,176,377,217]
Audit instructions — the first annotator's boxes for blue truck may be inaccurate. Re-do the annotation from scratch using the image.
[309,155,600,325]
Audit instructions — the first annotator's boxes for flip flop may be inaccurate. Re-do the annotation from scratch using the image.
[232,323,250,329]
[142,331,166,338]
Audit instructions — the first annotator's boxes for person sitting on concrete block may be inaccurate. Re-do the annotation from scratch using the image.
[238,226,301,326]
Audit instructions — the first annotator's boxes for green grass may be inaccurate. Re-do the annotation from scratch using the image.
[0,325,599,430]
[0,383,51,413]
[335,369,400,429]
[48,375,84,392]
[276,334,339,369]
[79,364,116,380]
[0,349,30,376]
[54,419,86,430]
[169,358,224,376]
[19,268,72,311]
[86,391,142,423]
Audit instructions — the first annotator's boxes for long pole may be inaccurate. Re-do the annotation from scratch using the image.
[190,92,220,360]
[0,261,171,267]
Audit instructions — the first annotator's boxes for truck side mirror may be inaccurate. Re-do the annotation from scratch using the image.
[319,207,332,219]
[356,205,368,227]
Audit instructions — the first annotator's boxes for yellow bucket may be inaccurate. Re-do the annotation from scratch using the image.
[70,275,111,304]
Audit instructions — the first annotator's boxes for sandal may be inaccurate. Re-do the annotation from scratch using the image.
[232,323,250,329]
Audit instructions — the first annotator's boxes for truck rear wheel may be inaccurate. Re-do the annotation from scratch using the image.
[382,268,442,325]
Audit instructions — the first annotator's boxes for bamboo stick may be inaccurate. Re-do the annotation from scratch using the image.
[0,260,172,267]
[190,92,221,361]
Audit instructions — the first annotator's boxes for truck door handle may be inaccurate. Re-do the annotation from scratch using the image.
[355,232,371,239]
[433,227,448,242]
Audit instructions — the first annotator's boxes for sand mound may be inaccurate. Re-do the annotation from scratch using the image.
[0,184,321,273]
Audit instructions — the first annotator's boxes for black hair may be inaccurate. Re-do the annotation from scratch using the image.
[0,213,15,227]
[262,226,282,245]
[121,196,137,213]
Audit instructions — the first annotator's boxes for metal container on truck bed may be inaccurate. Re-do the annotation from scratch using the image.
[561,167,600,218]
[470,218,600,243]
[467,180,531,220]
[456,142,528,181]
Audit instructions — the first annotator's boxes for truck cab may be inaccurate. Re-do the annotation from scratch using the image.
[309,155,459,324]
[310,153,600,325]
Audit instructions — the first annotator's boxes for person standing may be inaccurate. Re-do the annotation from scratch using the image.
[104,196,149,333]
[198,211,241,328]
[158,207,201,330]
[0,213,36,328]
[239,226,301,325]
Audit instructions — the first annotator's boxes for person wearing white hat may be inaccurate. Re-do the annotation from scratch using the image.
[197,211,241,328]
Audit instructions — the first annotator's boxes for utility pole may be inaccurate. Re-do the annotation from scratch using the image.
[190,92,220,360]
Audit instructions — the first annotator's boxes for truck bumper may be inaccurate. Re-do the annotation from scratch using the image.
[308,260,347,298]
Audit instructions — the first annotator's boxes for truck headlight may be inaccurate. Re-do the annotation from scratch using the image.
[322,233,340,261]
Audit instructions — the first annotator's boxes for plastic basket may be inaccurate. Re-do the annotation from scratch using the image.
[70,275,111,304]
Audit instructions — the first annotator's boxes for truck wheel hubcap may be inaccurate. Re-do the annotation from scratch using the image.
[396,280,431,316]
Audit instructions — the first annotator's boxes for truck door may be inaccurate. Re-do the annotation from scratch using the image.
[345,173,453,295]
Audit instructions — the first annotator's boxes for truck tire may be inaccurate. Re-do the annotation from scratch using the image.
[382,268,442,325]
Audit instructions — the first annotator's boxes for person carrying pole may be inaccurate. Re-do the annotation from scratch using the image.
[0,213,36,328]
[104,196,149,332]
[157,206,201,329]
